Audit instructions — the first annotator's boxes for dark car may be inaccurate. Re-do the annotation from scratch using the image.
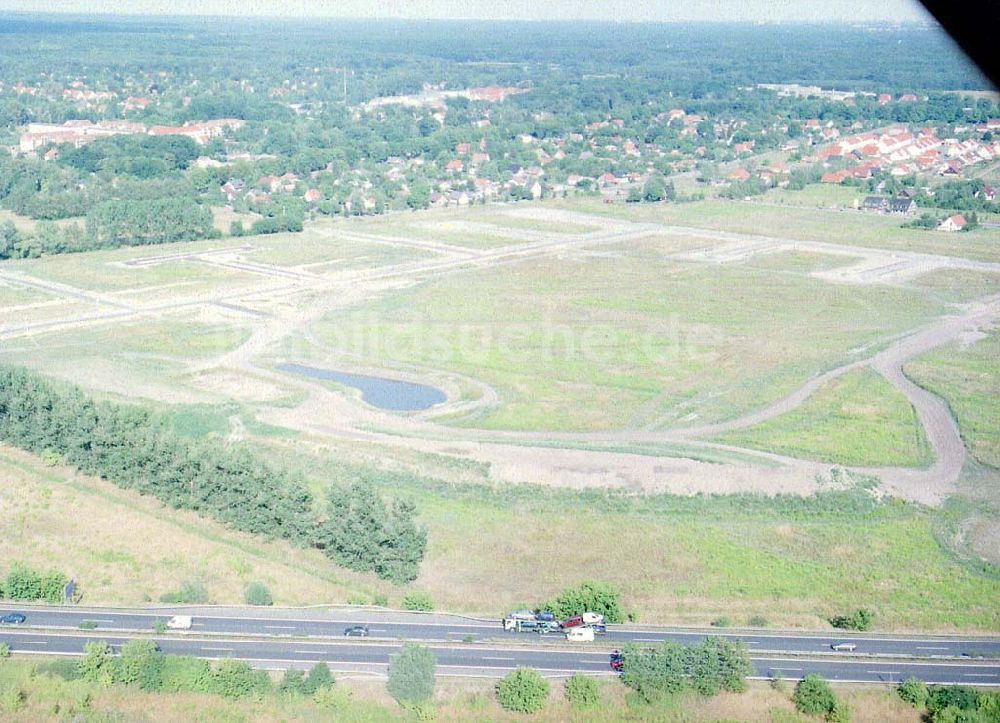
[0,613,26,625]
[591,623,607,634]
[344,625,369,637]
[535,611,556,622]
[610,651,623,672]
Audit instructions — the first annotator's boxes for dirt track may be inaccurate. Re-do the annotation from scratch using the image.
[3,208,998,505]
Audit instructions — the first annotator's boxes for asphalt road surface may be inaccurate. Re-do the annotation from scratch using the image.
[2,605,998,662]
[1,630,998,685]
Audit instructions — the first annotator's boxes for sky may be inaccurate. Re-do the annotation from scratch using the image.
[0,0,933,23]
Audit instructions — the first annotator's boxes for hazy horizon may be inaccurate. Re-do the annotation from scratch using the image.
[0,0,933,24]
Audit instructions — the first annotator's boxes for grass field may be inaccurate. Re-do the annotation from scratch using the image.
[905,329,1000,469]
[716,368,933,467]
[0,280,54,307]
[313,241,946,431]
[0,445,384,607]
[0,662,921,723]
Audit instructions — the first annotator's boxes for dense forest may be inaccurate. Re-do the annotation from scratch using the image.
[0,366,426,583]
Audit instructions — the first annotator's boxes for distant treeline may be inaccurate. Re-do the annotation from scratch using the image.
[0,367,425,583]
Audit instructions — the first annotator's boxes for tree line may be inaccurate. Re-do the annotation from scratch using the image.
[0,366,426,583]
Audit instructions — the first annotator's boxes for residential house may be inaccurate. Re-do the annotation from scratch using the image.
[889,197,918,215]
[861,196,890,212]
[937,214,966,232]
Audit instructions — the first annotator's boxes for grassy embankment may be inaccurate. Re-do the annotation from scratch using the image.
[0,659,924,722]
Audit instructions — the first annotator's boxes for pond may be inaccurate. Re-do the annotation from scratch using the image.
[277,363,447,412]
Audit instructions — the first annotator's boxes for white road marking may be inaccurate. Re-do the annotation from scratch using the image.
[201,647,234,652]
[916,646,949,650]
[265,625,297,630]
[868,671,900,675]
[482,657,515,661]
[963,674,995,678]
[21,641,47,645]
[634,638,662,642]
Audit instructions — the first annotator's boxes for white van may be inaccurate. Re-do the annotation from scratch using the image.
[566,626,595,642]
[581,612,605,625]
[166,615,192,630]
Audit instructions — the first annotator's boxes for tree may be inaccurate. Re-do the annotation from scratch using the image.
[543,581,625,623]
[387,644,436,706]
[689,637,752,695]
[303,662,334,695]
[897,677,928,708]
[78,641,116,687]
[496,668,549,714]
[642,175,671,202]
[209,658,270,699]
[114,639,164,691]
[564,673,599,709]
[794,674,837,716]
[244,581,273,606]
[319,480,426,583]
[278,668,307,697]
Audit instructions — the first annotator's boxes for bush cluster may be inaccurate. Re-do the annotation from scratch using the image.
[620,637,752,702]
[541,580,625,623]
[496,668,550,714]
[0,563,67,602]
[74,641,335,701]
[828,609,873,631]
[0,366,426,582]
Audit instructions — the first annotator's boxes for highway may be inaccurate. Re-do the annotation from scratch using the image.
[2,605,999,660]
[1,630,999,685]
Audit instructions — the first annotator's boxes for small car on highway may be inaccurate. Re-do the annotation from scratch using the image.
[344,625,369,637]
[830,642,858,652]
[0,613,26,625]
[610,651,624,672]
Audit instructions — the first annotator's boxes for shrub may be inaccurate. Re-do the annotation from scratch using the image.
[152,620,167,634]
[827,699,851,723]
[303,662,334,695]
[278,668,306,696]
[794,674,837,716]
[496,668,549,714]
[0,564,67,602]
[897,677,928,708]
[401,591,434,611]
[160,656,212,693]
[372,592,389,607]
[0,643,8,658]
[0,685,25,713]
[79,620,98,630]
[244,581,273,606]
[78,641,116,687]
[159,577,209,604]
[710,616,730,628]
[388,644,436,705]
[346,593,367,605]
[748,615,769,627]
[114,639,164,691]
[542,580,625,623]
[828,609,873,631]
[564,673,599,709]
[927,685,978,715]
[209,658,270,699]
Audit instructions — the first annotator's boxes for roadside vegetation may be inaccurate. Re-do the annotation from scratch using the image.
[0,653,944,722]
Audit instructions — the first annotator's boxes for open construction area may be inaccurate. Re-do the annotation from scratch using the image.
[2,195,999,627]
